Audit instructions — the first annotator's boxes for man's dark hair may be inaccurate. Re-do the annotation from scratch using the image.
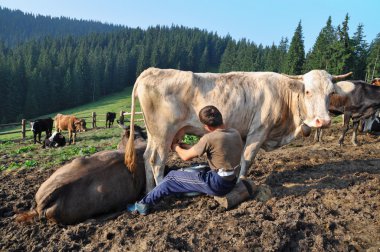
[198,105,223,127]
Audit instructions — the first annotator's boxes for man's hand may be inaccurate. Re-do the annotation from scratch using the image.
[171,142,179,152]
[171,142,198,161]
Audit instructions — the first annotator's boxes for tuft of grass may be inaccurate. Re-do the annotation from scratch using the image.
[24,160,38,168]
[15,146,36,154]
[183,135,199,145]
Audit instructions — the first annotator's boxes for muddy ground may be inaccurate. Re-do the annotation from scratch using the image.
[0,124,379,252]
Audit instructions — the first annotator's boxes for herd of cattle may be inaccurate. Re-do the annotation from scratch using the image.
[17,68,380,225]
[30,112,117,146]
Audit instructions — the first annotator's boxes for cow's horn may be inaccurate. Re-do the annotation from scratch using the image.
[282,73,303,80]
[332,72,353,81]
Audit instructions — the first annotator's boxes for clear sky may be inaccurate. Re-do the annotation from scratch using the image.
[0,0,379,51]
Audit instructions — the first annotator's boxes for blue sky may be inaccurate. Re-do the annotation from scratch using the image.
[0,0,379,51]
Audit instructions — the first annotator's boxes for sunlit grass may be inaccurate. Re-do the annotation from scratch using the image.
[0,86,143,141]
[0,120,127,171]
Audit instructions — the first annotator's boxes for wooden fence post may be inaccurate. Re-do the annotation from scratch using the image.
[21,119,26,141]
[92,112,97,129]
[119,111,125,125]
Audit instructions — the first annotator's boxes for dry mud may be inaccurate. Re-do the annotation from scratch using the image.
[1,124,379,251]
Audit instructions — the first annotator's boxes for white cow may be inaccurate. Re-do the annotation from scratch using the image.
[125,68,352,192]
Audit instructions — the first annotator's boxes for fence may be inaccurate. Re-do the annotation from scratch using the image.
[0,111,144,141]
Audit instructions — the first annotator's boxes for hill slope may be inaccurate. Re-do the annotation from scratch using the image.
[0,6,124,47]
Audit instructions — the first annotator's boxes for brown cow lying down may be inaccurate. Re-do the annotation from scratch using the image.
[16,125,146,225]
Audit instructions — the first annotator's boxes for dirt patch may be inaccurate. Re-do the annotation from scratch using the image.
[1,124,379,251]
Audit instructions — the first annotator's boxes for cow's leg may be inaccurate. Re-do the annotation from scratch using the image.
[143,143,168,192]
[143,140,156,193]
[351,121,359,146]
[143,129,178,193]
[68,130,73,145]
[338,113,351,146]
[33,132,37,144]
[38,132,42,143]
[239,132,266,179]
[72,131,77,144]
[314,128,323,142]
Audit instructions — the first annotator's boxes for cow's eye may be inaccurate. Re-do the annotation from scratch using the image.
[305,90,311,96]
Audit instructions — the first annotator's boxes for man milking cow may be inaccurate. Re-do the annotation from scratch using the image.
[128,105,243,215]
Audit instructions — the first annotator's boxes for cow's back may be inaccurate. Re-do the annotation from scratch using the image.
[136,68,288,137]
[55,114,76,131]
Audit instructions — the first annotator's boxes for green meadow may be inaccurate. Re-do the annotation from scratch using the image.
[0,87,143,171]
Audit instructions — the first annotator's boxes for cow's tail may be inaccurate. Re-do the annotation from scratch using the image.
[124,82,139,174]
[15,209,38,223]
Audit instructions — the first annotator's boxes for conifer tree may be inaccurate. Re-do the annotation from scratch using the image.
[330,14,354,74]
[304,17,336,71]
[284,21,305,74]
[352,23,368,80]
[366,33,380,81]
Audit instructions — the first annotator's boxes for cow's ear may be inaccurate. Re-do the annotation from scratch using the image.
[288,80,304,94]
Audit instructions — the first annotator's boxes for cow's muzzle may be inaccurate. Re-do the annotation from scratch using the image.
[315,118,331,128]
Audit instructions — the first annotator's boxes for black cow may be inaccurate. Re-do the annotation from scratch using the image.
[360,112,380,135]
[315,80,380,145]
[42,132,66,148]
[30,118,54,144]
[106,112,116,128]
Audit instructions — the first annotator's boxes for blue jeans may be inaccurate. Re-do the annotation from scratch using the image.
[140,170,236,205]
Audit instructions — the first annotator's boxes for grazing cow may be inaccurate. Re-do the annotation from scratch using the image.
[16,125,147,225]
[315,80,380,145]
[42,131,66,148]
[54,114,87,144]
[30,118,53,144]
[371,78,380,86]
[125,67,352,192]
[106,112,116,128]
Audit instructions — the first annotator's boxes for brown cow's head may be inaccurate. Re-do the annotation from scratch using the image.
[74,119,87,132]
[371,78,380,86]
[118,124,147,151]
[283,70,352,128]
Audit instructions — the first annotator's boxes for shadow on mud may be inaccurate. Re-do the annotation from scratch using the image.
[264,158,380,198]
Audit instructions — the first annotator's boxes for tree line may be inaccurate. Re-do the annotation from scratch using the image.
[0,8,379,123]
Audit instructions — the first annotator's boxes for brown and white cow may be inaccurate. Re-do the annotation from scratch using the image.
[16,125,146,225]
[315,80,380,146]
[125,68,352,192]
[54,114,87,144]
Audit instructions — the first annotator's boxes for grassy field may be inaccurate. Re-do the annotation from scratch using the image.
[0,87,142,141]
[0,87,144,171]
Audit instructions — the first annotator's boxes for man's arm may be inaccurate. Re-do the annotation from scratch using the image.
[172,143,198,161]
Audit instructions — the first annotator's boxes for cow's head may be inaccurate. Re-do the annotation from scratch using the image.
[74,119,87,132]
[284,70,352,128]
[118,124,147,151]
[30,121,35,132]
[372,78,380,86]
